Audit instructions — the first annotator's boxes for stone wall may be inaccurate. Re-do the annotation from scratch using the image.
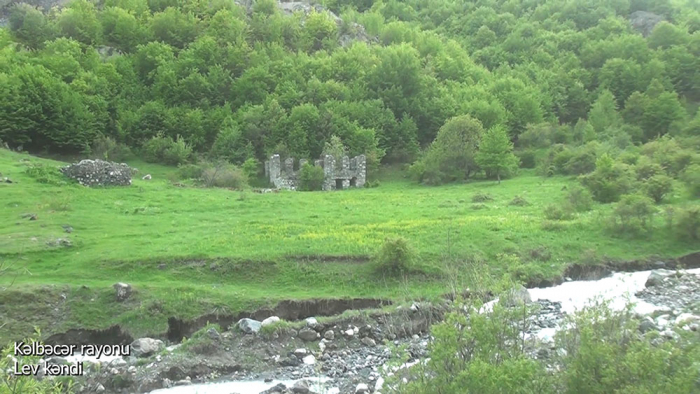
[264,153,366,191]
[60,159,135,187]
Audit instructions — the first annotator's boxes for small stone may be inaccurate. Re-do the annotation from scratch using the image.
[324,330,335,340]
[361,337,376,347]
[646,269,673,287]
[207,328,220,340]
[302,355,316,365]
[344,329,354,338]
[95,384,105,392]
[292,380,310,393]
[158,264,167,270]
[261,316,281,327]
[298,328,319,342]
[142,174,152,180]
[130,338,164,358]
[638,316,658,333]
[113,283,132,302]
[237,318,262,334]
[294,348,308,357]
[355,383,369,393]
[62,225,73,233]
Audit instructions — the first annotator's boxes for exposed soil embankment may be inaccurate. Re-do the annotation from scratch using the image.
[45,325,133,346]
[526,251,700,288]
[167,298,392,342]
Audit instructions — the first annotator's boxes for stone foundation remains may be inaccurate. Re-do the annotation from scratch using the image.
[264,154,366,191]
[60,159,135,186]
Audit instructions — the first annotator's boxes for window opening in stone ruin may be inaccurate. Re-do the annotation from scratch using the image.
[350,177,357,187]
[336,179,343,189]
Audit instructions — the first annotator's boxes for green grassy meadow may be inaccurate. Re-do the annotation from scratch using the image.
[0,149,697,343]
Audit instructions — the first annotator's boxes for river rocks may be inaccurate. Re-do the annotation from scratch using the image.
[131,338,165,358]
[237,318,262,334]
[638,270,700,312]
[298,328,319,342]
[60,159,135,187]
[113,282,132,301]
[306,317,324,332]
[302,355,316,365]
[324,330,335,340]
[645,269,674,287]
[503,285,532,307]
[638,316,658,333]
[262,316,281,327]
[361,337,376,347]
[674,313,700,327]
[292,380,310,393]
[355,383,369,393]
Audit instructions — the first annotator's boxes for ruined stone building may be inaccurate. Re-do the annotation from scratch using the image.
[264,154,366,191]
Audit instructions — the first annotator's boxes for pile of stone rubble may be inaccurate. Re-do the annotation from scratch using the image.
[60,159,135,186]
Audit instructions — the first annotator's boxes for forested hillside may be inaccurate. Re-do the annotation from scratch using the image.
[1,0,699,173]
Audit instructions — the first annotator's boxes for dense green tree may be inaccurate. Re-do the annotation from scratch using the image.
[475,125,519,183]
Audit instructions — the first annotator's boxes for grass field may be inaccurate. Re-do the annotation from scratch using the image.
[0,148,697,343]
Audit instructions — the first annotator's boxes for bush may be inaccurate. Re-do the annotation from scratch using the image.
[608,194,656,236]
[142,133,192,165]
[472,191,494,203]
[241,158,259,181]
[509,195,530,206]
[298,163,325,191]
[579,154,636,203]
[681,164,700,198]
[201,162,248,189]
[644,174,673,203]
[515,149,537,168]
[566,186,593,212]
[374,237,415,275]
[364,179,381,188]
[25,163,72,186]
[89,135,132,162]
[163,137,193,165]
[177,163,204,180]
[676,206,700,241]
[544,204,573,221]
[563,149,597,175]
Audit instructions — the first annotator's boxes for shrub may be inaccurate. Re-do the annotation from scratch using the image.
[142,133,192,165]
[563,150,597,175]
[541,220,566,231]
[177,163,204,180]
[579,154,636,203]
[509,195,530,206]
[201,162,248,189]
[566,186,593,212]
[472,191,494,203]
[681,164,700,198]
[241,158,259,181]
[90,135,132,162]
[364,179,381,188]
[675,206,700,241]
[544,204,573,221]
[374,237,415,275]
[515,149,537,168]
[298,163,325,191]
[644,174,673,203]
[25,163,72,186]
[608,194,656,236]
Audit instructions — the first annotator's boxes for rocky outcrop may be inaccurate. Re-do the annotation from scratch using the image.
[60,159,135,187]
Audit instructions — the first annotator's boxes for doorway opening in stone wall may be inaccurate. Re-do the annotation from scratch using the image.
[336,179,343,190]
[350,177,357,187]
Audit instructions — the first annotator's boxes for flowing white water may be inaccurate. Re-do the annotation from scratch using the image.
[148,377,333,394]
[528,268,700,315]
